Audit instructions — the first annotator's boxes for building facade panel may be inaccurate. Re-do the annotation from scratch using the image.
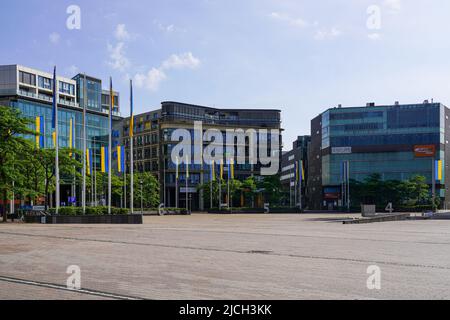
[308,102,448,210]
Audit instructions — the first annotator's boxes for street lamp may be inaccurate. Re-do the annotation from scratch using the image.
[140,180,143,214]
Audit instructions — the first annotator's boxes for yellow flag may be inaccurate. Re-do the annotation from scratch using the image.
[101,147,106,173]
[35,116,40,149]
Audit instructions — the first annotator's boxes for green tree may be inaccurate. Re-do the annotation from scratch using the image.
[240,176,257,206]
[258,175,283,206]
[0,106,35,221]
[33,148,82,210]
[129,172,160,209]
[403,175,430,205]
[198,179,220,208]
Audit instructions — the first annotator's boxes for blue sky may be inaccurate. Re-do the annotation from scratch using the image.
[2,0,450,148]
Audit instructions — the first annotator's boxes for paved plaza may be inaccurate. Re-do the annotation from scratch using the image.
[1,213,450,300]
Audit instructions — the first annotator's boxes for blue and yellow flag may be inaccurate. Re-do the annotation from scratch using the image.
[117,146,125,173]
[101,147,109,173]
[69,117,75,157]
[436,160,443,181]
[210,160,215,182]
[220,159,224,180]
[35,116,44,149]
[185,155,189,178]
[86,149,91,176]
[228,158,234,180]
[51,66,57,148]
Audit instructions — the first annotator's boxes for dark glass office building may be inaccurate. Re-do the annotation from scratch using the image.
[123,101,282,210]
[308,101,450,210]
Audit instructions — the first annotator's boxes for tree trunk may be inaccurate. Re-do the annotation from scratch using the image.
[2,188,7,222]
[45,180,49,211]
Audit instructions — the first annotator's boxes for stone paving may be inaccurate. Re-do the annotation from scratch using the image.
[1,213,450,300]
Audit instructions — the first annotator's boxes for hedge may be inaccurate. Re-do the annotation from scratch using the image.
[46,207,130,216]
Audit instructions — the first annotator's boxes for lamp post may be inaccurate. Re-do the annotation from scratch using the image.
[140,180,143,214]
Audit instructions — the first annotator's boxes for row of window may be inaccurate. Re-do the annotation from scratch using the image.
[19,71,75,95]
[330,133,440,147]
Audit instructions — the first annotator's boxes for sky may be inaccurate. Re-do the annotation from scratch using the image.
[2,0,450,149]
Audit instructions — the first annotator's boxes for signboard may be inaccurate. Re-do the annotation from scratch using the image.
[180,187,197,193]
[414,145,436,157]
[332,147,352,154]
[324,193,339,200]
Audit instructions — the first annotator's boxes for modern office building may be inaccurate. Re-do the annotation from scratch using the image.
[122,109,161,178]
[280,136,311,207]
[0,64,122,207]
[123,101,282,210]
[308,101,450,210]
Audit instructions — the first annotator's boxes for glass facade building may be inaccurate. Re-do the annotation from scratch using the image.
[0,65,122,207]
[308,102,450,210]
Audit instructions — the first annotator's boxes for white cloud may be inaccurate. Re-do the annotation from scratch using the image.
[134,52,201,92]
[269,12,308,28]
[49,32,60,44]
[161,52,201,70]
[314,27,342,40]
[107,42,130,72]
[384,0,401,13]
[115,24,132,41]
[134,68,167,92]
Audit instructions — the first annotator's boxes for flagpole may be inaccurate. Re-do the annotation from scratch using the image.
[227,158,230,209]
[108,77,113,215]
[210,161,213,209]
[93,144,96,206]
[219,160,222,209]
[186,155,189,212]
[299,161,302,211]
[175,157,179,208]
[52,66,60,214]
[82,74,87,213]
[130,80,134,214]
[123,146,127,209]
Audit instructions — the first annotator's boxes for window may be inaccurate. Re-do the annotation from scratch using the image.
[19,71,36,86]
[59,81,75,95]
[38,76,52,89]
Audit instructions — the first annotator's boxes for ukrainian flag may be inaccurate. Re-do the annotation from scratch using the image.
[69,117,75,157]
[35,116,44,149]
[436,160,443,181]
[101,147,109,173]
[230,158,234,180]
[186,155,189,178]
[117,146,125,173]
[210,160,215,182]
[86,149,91,176]
[51,66,57,148]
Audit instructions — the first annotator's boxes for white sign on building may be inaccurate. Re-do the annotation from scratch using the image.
[332,147,352,154]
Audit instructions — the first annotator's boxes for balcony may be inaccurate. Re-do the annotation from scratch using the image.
[18,89,80,109]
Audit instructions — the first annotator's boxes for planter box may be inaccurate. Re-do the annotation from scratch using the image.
[25,214,143,224]
[208,207,302,214]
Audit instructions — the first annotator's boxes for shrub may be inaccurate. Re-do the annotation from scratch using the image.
[59,207,77,216]
[85,207,103,215]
